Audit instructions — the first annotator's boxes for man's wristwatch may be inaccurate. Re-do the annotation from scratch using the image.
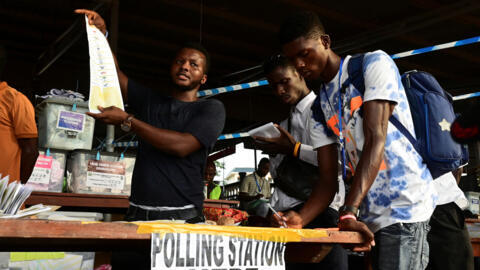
[120,114,134,132]
[339,205,359,218]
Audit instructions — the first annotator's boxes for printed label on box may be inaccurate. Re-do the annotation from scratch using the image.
[28,155,53,185]
[86,160,126,190]
[56,110,85,132]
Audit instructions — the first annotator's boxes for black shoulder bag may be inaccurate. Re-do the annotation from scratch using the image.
[274,117,319,201]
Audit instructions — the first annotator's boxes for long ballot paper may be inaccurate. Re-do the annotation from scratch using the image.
[85,16,124,113]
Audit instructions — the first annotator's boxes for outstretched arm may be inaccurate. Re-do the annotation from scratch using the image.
[74,9,129,101]
[86,106,202,157]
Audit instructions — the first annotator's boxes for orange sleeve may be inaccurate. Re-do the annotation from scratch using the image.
[13,91,38,139]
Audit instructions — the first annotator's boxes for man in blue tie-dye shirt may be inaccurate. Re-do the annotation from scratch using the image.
[275,11,437,270]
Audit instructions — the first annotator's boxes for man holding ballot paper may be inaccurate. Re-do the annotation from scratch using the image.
[76,9,225,223]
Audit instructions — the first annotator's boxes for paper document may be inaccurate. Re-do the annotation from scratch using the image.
[248,122,281,138]
[85,16,124,113]
[0,176,34,216]
[0,204,51,219]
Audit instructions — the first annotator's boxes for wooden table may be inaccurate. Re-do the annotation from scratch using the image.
[25,192,240,212]
[25,191,130,209]
[466,218,480,257]
[471,238,480,257]
[204,198,240,208]
[0,219,364,263]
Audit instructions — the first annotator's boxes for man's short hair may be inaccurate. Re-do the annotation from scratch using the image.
[179,42,211,74]
[279,11,326,45]
[263,54,295,76]
[258,157,270,167]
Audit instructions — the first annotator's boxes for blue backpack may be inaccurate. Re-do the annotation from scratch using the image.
[313,54,466,179]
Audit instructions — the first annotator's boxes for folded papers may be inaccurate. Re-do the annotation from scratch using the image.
[0,175,51,218]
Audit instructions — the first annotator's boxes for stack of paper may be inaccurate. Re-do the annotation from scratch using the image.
[0,175,33,216]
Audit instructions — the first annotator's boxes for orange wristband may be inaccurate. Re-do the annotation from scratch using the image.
[293,142,301,158]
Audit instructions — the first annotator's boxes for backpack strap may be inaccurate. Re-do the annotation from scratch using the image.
[388,115,420,152]
[311,95,334,137]
[346,54,366,95]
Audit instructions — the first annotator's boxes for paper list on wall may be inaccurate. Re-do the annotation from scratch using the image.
[85,15,124,113]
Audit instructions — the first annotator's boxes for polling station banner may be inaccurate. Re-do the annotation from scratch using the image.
[151,233,286,270]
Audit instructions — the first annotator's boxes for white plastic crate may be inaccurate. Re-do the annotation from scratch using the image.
[36,97,95,150]
[25,148,67,192]
[67,150,135,196]
[465,191,480,215]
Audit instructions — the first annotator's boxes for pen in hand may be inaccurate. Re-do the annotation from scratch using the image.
[267,203,288,228]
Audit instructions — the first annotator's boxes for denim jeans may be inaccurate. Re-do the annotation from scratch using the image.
[372,221,430,270]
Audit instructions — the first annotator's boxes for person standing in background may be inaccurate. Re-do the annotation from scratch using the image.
[0,45,38,183]
[427,168,474,270]
[204,160,222,200]
[239,158,271,215]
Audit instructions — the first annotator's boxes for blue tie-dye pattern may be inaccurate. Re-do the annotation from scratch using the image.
[390,62,399,72]
[361,195,371,218]
[391,206,412,220]
[385,130,401,147]
[374,194,391,207]
[311,50,435,232]
[397,74,404,93]
[389,91,399,101]
[363,53,382,73]
[416,154,424,168]
[399,101,408,111]
[406,144,412,152]
[387,162,407,179]
[421,168,431,180]
[389,191,400,200]
[390,179,407,190]
[390,179,401,187]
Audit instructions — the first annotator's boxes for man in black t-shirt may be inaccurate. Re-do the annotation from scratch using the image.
[78,9,226,223]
